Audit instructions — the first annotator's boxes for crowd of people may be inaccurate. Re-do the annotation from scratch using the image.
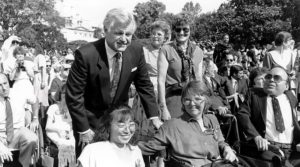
[0,7,300,167]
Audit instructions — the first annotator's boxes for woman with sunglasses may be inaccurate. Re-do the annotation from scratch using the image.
[158,15,204,120]
[139,80,239,167]
[78,105,145,167]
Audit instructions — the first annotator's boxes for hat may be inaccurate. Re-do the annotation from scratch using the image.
[65,54,74,61]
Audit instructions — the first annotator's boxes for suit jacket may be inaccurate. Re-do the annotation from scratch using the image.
[66,38,159,132]
[203,74,229,111]
[237,87,300,146]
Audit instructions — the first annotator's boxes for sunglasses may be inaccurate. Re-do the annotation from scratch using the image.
[46,65,51,68]
[12,40,20,45]
[64,68,70,71]
[175,27,190,33]
[226,59,233,62]
[264,74,287,83]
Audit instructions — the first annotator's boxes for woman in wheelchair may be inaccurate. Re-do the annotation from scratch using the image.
[45,84,76,167]
[138,80,240,167]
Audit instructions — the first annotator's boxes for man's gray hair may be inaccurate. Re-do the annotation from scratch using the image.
[103,8,136,32]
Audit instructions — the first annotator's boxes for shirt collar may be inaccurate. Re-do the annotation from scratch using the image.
[180,112,213,128]
[105,40,121,60]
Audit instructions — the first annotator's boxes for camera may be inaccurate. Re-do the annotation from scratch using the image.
[18,62,25,71]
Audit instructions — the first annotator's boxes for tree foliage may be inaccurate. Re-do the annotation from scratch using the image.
[193,0,296,45]
[181,1,202,22]
[134,0,166,39]
[0,0,66,51]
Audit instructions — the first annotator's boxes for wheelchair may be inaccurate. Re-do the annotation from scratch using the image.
[212,112,286,167]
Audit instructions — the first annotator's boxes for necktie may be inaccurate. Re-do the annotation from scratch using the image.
[271,97,285,133]
[110,53,122,99]
[5,97,14,142]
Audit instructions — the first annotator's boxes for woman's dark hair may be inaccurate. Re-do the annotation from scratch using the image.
[12,46,26,57]
[181,80,211,113]
[230,65,243,77]
[249,67,268,87]
[173,14,191,30]
[93,105,134,142]
[274,31,292,47]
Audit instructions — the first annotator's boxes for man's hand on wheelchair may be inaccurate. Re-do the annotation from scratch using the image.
[223,146,238,162]
[254,136,270,151]
[0,142,13,163]
[217,106,229,116]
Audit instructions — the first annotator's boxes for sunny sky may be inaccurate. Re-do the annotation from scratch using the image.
[56,0,228,28]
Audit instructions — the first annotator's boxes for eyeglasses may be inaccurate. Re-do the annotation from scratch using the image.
[183,97,205,105]
[64,68,70,71]
[226,59,233,62]
[46,65,51,68]
[264,74,287,83]
[175,27,190,33]
[114,122,136,131]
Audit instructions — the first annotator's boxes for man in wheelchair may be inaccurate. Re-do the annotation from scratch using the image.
[237,66,300,167]
[0,73,38,167]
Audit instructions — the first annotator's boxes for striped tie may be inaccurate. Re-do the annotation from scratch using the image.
[5,97,14,142]
[110,53,122,99]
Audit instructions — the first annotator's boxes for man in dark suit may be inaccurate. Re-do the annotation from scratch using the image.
[202,61,229,115]
[237,66,300,166]
[224,65,249,114]
[66,8,162,156]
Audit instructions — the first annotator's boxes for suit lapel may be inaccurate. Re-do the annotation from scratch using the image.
[112,50,132,104]
[260,96,267,125]
[96,39,112,105]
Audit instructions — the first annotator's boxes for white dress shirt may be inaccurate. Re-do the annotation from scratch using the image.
[265,94,294,144]
[0,89,36,138]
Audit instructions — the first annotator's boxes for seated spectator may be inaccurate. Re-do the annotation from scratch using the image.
[0,73,38,167]
[138,80,238,167]
[224,65,249,114]
[202,62,229,116]
[237,66,300,167]
[48,64,70,104]
[248,67,268,88]
[78,105,145,167]
[46,84,76,167]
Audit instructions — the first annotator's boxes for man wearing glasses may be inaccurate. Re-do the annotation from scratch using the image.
[237,66,300,166]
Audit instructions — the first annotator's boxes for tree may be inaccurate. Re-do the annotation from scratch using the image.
[18,24,68,52]
[134,0,166,39]
[182,1,202,21]
[193,0,294,46]
[0,0,65,44]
